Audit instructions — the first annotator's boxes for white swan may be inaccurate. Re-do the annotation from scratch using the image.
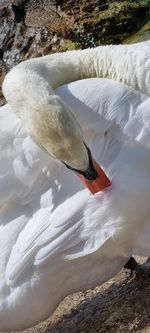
[1,75,150,331]
[2,41,150,188]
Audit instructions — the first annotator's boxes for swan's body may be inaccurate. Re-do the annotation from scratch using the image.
[1,75,150,330]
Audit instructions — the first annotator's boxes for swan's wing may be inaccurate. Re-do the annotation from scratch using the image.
[5,190,87,284]
[5,185,121,287]
[0,104,53,207]
[134,98,150,147]
[0,103,87,285]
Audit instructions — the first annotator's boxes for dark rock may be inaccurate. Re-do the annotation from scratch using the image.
[0,7,16,51]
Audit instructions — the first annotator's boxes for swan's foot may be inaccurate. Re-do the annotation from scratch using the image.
[124,257,150,277]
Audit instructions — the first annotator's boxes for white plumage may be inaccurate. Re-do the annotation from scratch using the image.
[0,41,150,330]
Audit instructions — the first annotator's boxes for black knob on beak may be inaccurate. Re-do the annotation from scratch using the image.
[62,143,98,181]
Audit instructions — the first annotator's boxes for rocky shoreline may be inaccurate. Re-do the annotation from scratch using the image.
[0,0,150,104]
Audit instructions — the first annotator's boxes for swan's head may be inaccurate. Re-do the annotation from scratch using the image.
[26,94,97,181]
[3,69,111,191]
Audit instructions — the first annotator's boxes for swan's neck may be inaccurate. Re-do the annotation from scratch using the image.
[3,42,149,110]
[28,43,143,93]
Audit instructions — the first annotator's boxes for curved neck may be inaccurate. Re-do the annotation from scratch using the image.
[24,42,150,96]
[3,42,150,118]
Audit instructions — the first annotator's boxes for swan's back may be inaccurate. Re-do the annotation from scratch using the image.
[56,78,149,146]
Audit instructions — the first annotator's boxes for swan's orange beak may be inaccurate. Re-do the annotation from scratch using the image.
[76,159,111,194]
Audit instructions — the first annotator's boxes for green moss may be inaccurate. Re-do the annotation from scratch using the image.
[81,0,149,24]
[58,39,81,52]
[73,0,149,47]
